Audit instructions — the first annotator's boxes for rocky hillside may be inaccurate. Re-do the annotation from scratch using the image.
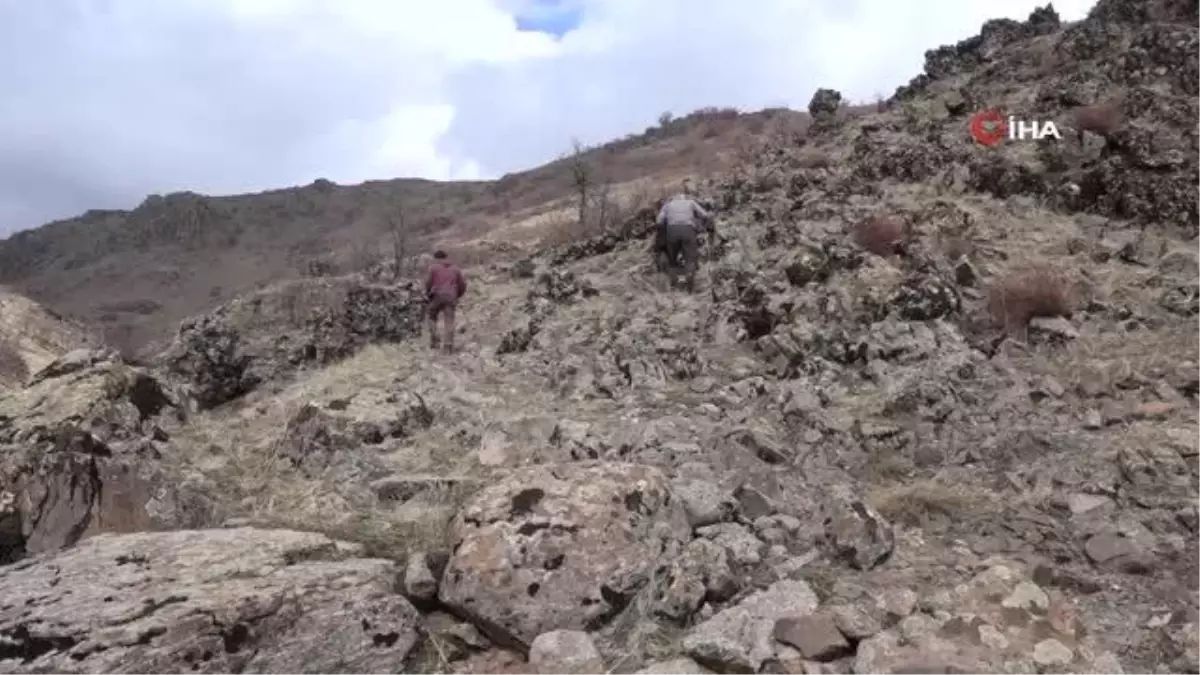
[1,1,1197,673]
[0,108,807,357]
[0,288,97,389]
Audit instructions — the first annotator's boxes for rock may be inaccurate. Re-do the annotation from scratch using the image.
[1032,638,1075,667]
[0,528,421,673]
[1066,493,1112,515]
[773,614,852,661]
[528,630,604,674]
[512,258,537,279]
[822,490,894,570]
[728,424,793,465]
[635,657,714,673]
[697,522,767,566]
[438,462,689,648]
[1029,316,1079,341]
[734,484,776,519]
[159,276,424,409]
[404,551,438,602]
[370,474,475,504]
[1118,444,1191,491]
[283,395,432,477]
[673,478,737,528]
[422,612,490,662]
[683,579,820,673]
[1083,532,1151,573]
[854,564,1120,673]
[27,347,119,385]
[655,537,738,621]
[0,357,211,560]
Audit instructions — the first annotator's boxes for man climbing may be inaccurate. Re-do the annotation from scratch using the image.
[424,250,467,353]
[655,182,713,292]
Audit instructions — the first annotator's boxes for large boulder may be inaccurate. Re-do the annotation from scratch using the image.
[159,276,424,409]
[0,350,210,562]
[0,528,421,673]
[438,462,690,649]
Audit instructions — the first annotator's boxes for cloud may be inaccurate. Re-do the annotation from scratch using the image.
[0,0,1096,235]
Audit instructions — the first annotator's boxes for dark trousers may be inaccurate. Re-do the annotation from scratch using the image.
[663,225,699,291]
[427,293,457,352]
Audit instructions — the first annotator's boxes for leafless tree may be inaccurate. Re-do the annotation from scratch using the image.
[386,202,410,281]
[567,137,591,227]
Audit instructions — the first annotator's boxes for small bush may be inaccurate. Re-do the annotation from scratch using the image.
[851,215,906,256]
[986,263,1076,338]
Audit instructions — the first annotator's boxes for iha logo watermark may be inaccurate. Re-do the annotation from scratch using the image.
[969,109,1062,147]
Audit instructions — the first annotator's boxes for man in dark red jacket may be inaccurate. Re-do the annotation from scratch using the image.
[424,250,467,353]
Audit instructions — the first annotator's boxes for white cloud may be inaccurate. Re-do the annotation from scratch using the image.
[0,0,1097,234]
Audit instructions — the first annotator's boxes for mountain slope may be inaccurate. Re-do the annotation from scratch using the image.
[0,1,1197,673]
[0,108,808,356]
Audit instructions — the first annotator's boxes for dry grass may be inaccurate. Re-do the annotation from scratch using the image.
[986,262,1077,339]
[869,478,986,529]
[851,214,907,256]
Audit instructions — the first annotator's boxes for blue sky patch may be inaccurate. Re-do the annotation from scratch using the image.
[513,0,583,37]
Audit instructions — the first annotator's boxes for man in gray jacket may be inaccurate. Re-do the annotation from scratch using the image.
[655,183,712,292]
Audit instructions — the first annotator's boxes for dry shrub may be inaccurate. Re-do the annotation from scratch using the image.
[851,214,906,256]
[986,263,1076,338]
[539,210,602,248]
[870,479,981,529]
[439,242,497,269]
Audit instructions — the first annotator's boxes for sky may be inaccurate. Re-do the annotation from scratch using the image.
[0,0,1098,236]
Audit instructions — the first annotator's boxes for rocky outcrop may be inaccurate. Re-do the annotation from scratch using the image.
[438,462,690,649]
[159,276,424,409]
[0,289,97,390]
[0,350,210,563]
[0,528,421,673]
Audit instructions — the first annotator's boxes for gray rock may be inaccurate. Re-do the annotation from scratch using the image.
[697,522,766,566]
[672,478,736,528]
[403,551,438,602]
[422,612,490,661]
[438,462,690,648]
[1083,532,1151,573]
[0,528,421,673]
[773,614,851,661]
[823,491,894,570]
[0,358,208,561]
[655,538,738,621]
[734,484,775,519]
[635,657,714,674]
[682,579,819,673]
[528,630,604,674]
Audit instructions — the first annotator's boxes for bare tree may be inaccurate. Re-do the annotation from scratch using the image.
[590,146,619,231]
[386,201,410,281]
[567,137,591,227]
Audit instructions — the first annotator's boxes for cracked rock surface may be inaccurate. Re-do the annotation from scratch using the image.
[0,528,421,674]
